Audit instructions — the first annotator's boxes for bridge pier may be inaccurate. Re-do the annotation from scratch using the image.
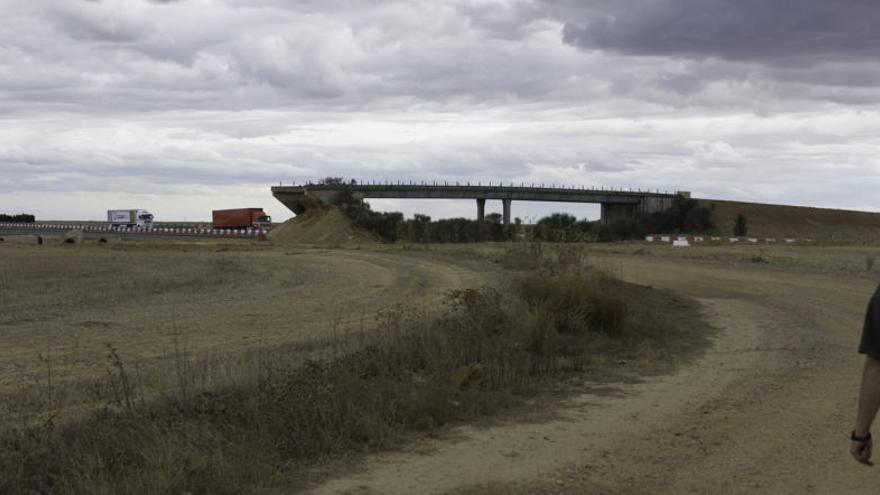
[476,198,486,221]
[502,199,511,226]
[600,203,637,225]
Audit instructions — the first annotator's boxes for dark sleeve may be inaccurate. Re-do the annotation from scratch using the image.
[859,286,880,361]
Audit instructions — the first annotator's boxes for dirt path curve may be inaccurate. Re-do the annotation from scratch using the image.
[313,254,879,494]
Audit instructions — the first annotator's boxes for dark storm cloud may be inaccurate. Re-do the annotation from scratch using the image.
[558,0,880,65]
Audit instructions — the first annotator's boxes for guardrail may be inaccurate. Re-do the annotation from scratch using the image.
[0,223,268,238]
[645,234,807,245]
[281,179,679,196]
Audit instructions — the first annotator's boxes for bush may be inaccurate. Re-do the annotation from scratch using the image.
[334,189,404,242]
[533,213,593,242]
[733,214,748,237]
[529,194,715,244]
[514,272,627,336]
[333,186,510,243]
[499,241,545,270]
[641,194,714,234]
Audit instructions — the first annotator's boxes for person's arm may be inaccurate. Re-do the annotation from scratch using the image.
[852,356,880,464]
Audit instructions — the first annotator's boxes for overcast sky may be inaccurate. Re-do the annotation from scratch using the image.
[3,0,879,221]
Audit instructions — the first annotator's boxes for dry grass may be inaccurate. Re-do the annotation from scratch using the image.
[0,242,322,395]
[584,241,880,276]
[0,240,708,494]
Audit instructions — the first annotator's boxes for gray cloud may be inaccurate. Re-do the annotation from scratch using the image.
[558,0,880,65]
[2,0,879,221]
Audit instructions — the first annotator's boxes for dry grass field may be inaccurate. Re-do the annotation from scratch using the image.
[0,238,706,494]
[4,237,880,494]
[0,240,492,411]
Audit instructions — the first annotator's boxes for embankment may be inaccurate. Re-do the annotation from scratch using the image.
[700,198,880,240]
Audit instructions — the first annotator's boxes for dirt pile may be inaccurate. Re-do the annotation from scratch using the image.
[700,199,880,240]
[268,207,380,245]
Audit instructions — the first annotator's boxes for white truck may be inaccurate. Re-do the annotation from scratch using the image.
[107,209,154,228]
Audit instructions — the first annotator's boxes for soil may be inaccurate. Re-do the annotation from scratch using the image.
[268,207,380,245]
[311,251,879,494]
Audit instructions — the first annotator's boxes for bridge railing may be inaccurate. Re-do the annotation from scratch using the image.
[275,179,676,196]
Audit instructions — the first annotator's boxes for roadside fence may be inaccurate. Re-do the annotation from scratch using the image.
[0,223,268,238]
[645,234,805,245]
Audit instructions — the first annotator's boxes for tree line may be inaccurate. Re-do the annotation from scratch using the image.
[322,178,722,243]
[0,213,35,223]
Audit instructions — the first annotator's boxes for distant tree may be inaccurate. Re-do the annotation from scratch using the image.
[409,214,432,242]
[533,213,594,242]
[510,217,523,240]
[0,213,35,223]
[733,214,748,237]
[641,194,714,234]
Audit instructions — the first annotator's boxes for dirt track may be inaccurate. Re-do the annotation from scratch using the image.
[314,252,879,494]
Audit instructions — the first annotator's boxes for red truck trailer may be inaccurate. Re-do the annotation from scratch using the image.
[212,208,272,229]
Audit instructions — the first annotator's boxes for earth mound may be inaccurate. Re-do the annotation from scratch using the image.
[268,207,381,245]
[700,199,880,240]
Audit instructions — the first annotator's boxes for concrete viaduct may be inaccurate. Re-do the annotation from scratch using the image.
[271,182,685,225]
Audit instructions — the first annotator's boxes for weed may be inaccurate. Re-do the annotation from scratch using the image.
[553,244,587,274]
[105,344,137,415]
[499,241,544,270]
[867,255,876,272]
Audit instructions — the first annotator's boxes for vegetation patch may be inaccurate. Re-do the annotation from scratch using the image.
[330,178,713,244]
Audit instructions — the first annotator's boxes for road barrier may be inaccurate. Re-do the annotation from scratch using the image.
[646,234,804,245]
[0,223,268,238]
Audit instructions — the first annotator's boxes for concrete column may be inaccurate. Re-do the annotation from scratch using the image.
[600,203,637,225]
[476,198,486,221]
[502,199,512,225]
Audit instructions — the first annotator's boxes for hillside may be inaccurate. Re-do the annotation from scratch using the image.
[699,198,880,240]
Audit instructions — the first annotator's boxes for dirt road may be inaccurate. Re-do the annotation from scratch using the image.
[314,253,879,494]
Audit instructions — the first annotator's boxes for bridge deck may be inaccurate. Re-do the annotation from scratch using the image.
[271,183,681,225]
[272,184,674,204]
